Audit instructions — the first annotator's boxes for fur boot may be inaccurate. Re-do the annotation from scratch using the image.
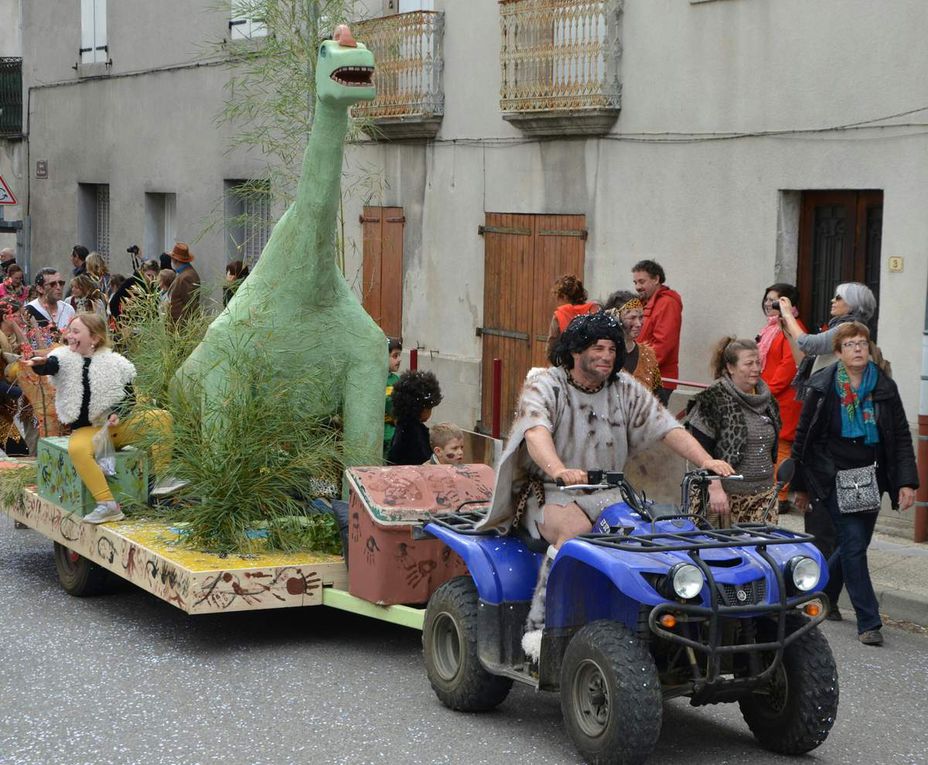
[521,545,557,662]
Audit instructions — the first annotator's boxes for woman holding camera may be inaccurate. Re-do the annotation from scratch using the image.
[791,321,917,646]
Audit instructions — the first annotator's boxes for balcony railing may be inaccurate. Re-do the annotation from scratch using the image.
[499,0,622,135]
[353,11,444,140]
[0,58,23,137]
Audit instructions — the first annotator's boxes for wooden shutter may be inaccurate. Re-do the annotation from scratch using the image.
[479,212,587,433]
[531,214,588,367]
[361,206,404,338]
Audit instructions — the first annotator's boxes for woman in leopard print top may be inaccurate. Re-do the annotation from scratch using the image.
[684,337,780,527]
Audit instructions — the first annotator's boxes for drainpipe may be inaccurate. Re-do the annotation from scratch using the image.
[917,319,928,542]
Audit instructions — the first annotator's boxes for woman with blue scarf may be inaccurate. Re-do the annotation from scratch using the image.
[791,322,917,647]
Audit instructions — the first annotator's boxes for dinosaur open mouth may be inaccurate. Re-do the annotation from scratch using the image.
[331,66,374,86]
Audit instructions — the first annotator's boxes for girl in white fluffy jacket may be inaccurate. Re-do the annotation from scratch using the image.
[23,312,173,523]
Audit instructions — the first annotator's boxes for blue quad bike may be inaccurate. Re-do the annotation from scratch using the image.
[421,469,839,765]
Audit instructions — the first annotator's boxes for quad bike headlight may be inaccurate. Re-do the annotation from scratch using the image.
[788,555,821,592]
[670,563,704,600]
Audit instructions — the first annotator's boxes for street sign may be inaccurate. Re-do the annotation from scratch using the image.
[0,176,16,205]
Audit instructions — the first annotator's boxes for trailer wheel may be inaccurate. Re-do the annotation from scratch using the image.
[53,542,112,597]
[423,576,512,711]
[561,620,662,765]
[739,615,839,754]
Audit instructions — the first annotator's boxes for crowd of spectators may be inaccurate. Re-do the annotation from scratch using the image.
[0,242,222,456]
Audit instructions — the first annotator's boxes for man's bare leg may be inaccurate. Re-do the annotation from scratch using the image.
[537,502,593,547]
[523,502,593,661]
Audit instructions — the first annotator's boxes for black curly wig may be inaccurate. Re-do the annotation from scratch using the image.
[549,311,626,381]
[391,369,443,423]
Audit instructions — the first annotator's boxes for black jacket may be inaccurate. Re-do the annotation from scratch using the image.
[790,364,918,507]
[387,419,431,466]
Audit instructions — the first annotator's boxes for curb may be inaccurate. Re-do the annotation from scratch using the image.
[836,589,928,628]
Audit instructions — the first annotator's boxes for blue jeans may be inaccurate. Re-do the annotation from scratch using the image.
[820,490,881,633]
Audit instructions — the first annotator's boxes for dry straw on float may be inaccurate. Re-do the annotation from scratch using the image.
[121,298,350,555]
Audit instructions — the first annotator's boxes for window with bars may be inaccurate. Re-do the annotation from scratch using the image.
[95,185,110,261]
[77,183,110,262]
[80,0,108,65]
[224,179,271,268]
[0,58,22,136]
[229,1,268,40]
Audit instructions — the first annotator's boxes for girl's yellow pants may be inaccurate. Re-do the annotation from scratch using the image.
[67,409,173,502]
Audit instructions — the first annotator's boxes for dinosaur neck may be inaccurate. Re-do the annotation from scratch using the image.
[290,98,349,295]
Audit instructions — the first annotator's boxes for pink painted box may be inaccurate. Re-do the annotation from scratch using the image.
[345,464,494,605]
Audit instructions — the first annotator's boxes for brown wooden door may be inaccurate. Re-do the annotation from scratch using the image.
[361,206,404,338]
[479,212,587,434]
[797,191,882,337]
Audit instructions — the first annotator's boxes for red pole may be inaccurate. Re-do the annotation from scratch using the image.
[409,348,418,371]
[491,358,502,439]
[916,415,928,543]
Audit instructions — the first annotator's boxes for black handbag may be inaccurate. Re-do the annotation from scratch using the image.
[835,463,880,514]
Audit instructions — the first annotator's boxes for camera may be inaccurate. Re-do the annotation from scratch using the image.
[127,244,140,255]
[769,303,781,313]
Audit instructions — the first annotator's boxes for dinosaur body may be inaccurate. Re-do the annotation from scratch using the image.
[178,28,385,467]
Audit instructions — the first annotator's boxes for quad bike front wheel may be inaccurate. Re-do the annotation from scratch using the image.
[560,620,662,765]
[739,614,839,754]
[423,576,513,712]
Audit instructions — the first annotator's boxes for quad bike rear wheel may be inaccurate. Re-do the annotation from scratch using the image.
[423,576,513,711]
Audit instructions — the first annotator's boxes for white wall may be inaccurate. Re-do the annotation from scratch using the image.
[345,0,928,428]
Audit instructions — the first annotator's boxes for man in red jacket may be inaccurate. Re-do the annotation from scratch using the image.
[632,259,682,406]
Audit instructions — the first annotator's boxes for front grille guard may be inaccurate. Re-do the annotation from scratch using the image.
[643,532,829,687]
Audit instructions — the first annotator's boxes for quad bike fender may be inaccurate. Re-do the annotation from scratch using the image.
[545,539,671,631]
[423,522,542,605]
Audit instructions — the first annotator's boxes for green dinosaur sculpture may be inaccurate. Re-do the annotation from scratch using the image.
[178,25,386,467]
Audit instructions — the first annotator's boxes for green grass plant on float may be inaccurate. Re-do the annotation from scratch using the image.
[120,295,350,555]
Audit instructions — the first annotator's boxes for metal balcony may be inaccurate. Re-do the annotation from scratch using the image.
[353,11,444,141]
[0,58,23,137]
[499,0,622,136]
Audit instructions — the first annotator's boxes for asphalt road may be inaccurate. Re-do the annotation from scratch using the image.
[1,518,926,765]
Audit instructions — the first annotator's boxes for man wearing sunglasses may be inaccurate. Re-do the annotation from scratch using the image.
[26,268,76,330]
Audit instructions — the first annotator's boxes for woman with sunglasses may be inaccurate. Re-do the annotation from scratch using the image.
[790,322,917,646]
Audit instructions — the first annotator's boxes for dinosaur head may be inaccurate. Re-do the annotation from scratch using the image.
[316,25,375,106]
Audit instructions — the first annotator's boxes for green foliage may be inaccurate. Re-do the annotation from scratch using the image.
[113,288,211,407]
[211,0,367,193]
[202,0,384,270]
[0,463,37,514]
[267,512,342,555]
[128,319,350,555]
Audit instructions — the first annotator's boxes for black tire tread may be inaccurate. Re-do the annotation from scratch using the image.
[423,576,513,712]
[739,615,839,755]
[560,620,662,765]
[53,542,112,597]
